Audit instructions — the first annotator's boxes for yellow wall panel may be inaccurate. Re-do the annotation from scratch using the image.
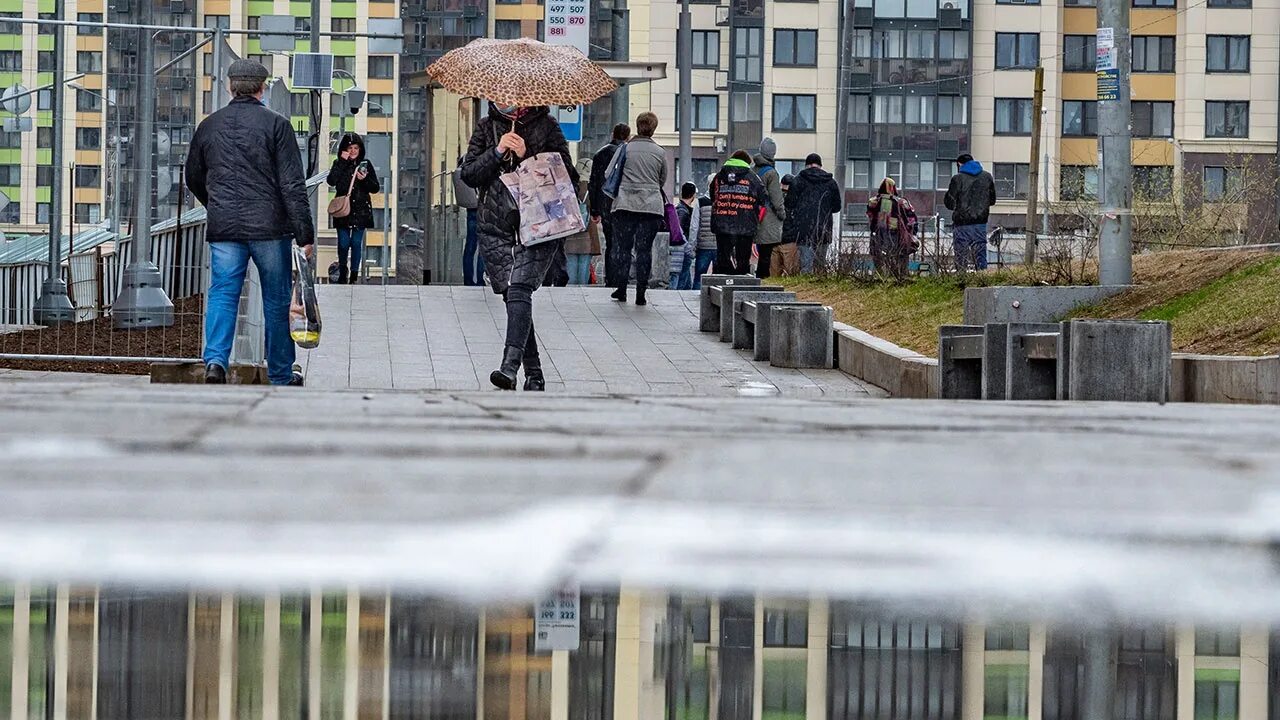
[1131,9,1177,35]
[1132,140,1174,165]
[1062,8,1097,34]
[1132,74,1175,100]
[1059,138,1098,165]
[1061,73,1097,100]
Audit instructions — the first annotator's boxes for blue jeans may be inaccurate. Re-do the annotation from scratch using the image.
[336,226,365,283]
[953,223,989,270]
[669,254,693,290]
[204,240,296,386]
[692,249,716,290]
[799,243,829,274]
[463,208,485,286]
[566,253,593,285]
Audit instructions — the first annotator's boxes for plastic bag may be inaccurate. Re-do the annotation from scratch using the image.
[290,245,322,349]
[499,152,586,247]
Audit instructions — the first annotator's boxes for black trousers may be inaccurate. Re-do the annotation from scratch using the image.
[601,216,618,286]
[715,234,755,275]
[502,240,560,360]
[611,210,665,290]
[755,244,774,279]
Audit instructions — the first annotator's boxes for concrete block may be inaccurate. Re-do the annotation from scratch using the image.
[1175,353,1280,405]
[963,285,1129,325]
[1004,323,1062,401]
[720,285,784,342]
[1169,354,1188,403]
[1067,320,1171,402]
[938,325,984,399]
[982,324,1008,400]
[769,305,834,369]
[731,291,797,350]
[835,326,926,396]
[699,275,760,332]
[1056,321,1072,401]
[1258,356,1280,404]
[747,299,821,361]
[899,356,939,399]
[150,362,267,385]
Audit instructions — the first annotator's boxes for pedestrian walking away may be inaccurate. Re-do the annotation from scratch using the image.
[783,153,843,275]
[751,138,787,279]
[186,59,314,387]
[866,177,919,281]
[604,112,667,306]
[671,182,699,290]
[454,154,486,286]
[460,101,578,392]
[588,123,630,288]
[563,164,598,285]
[326,133,381,285]
[945,153,997,271]
[692,177,717,289]
[710,150,767,276]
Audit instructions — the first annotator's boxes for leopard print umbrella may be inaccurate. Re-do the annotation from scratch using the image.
[426,38,618,108]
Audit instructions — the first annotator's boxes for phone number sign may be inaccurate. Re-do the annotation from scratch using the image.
[534,582,581,652]
[544,0,590,56]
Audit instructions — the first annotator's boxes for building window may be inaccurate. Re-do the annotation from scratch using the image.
[764,607,808,647]
[939,30,969,59]
[676,95,720,131]
[763,657,807,720]
[78,13,103,35]
[331,17,356,34]
[688,602,711,643]
[905,95,933,123]
[1062,100,1098,136]
[852,29,872,58]
[733,27,764,82]
[873,29,904,58]
[1206,35,1249,72]
[906,29,936,59]
[368,94,393,117]
[938,95,968,125]
[994,163,1029,200]
[1060,165,1100,200]
[1132,101,1173,137]
[36,202,50,225]
[76,127,102,150]
[1207,0,1249,6]
[249,54,272,70]
[537,21,545,41]
[773,95,816,131]
[290,93,310,117]
[851,160,871,193]
[333,56,355,74]
[847,93,870,123]
[995,33,1039,70]
[1202,166,1243,202]
[0,202,19,223]
[33,128,49,148]
[873,160,903,186]
[247,16,261,30]
[997,0,1038,6]
[985,625,1030,651]
[774,29,818,67]
[76,51,103,74]
[0,50,19,71]
[0,12,18,35]
[204,14,230,30]
[0,165,19,185]
[494,20,521,40]
[294,17,311,34]
[1205,101,1248,138]
[74,203,100,224]
[1195,629,1240,656]
[1194,673,1239,720]
[900,160,936,189]
[1063,35,1096,71]
[36,166,53,187]
[686,30,719,68]
[873,95,903,123]
[985,665,1030,720]
[38,51,54,72]
[76,89,103,112]
[936,161,954,190]
[732,91,762,121]
[369,56,395,79]
[74,166,102,189]
[1134,165,1173,200]
[1064,0,1096,6]
[995,98,1032,135]
[1132,36,1175,72]
[1133,0,1174,7]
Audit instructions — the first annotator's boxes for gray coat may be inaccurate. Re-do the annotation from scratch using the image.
[752,154,786,245]
[606,136,667,217]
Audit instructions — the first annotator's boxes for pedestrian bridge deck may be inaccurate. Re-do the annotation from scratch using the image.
[300,285,883,397]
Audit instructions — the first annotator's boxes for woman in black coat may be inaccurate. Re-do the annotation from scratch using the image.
[326,133,381,284]
[460,102,577,392]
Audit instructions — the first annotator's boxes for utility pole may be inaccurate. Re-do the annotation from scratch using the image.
[113,0,175,328]
[677,0,692,185]
[1097,0,1132,284]
[32,8,74,325]
[309,0,322,222]
[212,26,225,110]
[1024,65,1044,265]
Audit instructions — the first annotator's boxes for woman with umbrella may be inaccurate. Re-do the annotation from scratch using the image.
[433,39,616,391]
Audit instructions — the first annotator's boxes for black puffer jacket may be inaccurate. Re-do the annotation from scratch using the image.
[186,96,314,246]
[587,140,622,218]
[460,104,577,294]
[326,133,381,230]
[782,166,843,246]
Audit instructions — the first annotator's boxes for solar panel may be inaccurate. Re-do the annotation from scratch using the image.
[291,53,334,90]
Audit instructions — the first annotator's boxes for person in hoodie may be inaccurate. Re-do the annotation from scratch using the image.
[944,153,997,271]
[751,138,787,278]
[710,150,766,275]
[782,154,843,275]
[460,101,577,392]
[670,182,699,289]
[326,133,381,284]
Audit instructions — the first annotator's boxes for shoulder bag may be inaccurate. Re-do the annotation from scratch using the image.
[327,166,359,219]
[602,143,628,200]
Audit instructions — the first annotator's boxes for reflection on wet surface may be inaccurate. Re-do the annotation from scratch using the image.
[0,586,1274,720]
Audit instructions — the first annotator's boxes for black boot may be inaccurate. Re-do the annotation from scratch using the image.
[611,285,627,302]
[635,286,647,306]
[489,346,523,390]
[204,363,226,384]
[523,354,545,392]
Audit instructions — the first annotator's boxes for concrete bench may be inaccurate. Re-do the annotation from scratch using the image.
[740,298,822,361]
[769,305,834,369]
[939,325,985,399]
[1003,323,1066,400]
[717,285,785,342]
[730,291,797,349]
[1068,319,1170,402]
[699,275,761,333]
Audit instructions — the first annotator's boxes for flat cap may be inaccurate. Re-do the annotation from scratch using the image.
[227,59,269,80]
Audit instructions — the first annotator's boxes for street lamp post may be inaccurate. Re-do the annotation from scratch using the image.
[32,9,74,325]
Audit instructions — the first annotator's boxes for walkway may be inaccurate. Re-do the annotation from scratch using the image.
[300,285,883,397]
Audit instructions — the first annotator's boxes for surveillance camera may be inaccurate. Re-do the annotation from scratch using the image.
[345,87,366,116]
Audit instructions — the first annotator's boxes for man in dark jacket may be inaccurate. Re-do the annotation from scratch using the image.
[710,151,766,275]
[588,123,630,287]
[944,153,997,270]
[453,154,485,286]
[782,153,842,274]
[186,59,313,387]
[461,102,577,391]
